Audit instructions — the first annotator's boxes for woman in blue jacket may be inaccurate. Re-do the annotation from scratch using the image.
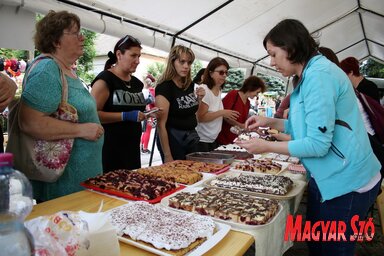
[237,19,381,256]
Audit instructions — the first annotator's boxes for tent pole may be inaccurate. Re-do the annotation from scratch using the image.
[148,127,158,166]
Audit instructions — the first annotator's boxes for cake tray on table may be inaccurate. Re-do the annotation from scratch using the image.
[230,158,290,175]
[161,186,283,231]
[80,182,185,204]
[109,202,231,256]
[163,160,230,175]
[186,152,235,165]
[203,171,307,200]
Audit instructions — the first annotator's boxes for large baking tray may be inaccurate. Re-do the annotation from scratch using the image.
[186,152,235,165]
[202,171,307,200]
[230,158,290,175]
[80,182,185,204]
[161,187,283,231]
[109,202,231,256]
[164,160,230,175]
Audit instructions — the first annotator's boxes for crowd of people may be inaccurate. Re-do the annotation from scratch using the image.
[1,10,383,256]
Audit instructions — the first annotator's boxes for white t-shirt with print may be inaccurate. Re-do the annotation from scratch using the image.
[196,83,224,143]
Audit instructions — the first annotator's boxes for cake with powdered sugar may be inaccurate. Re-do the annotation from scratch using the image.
[209,174,293,195]
[109,202,215,254]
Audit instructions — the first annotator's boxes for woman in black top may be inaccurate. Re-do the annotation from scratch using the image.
[91,35,150,172]
[155,45,205,163]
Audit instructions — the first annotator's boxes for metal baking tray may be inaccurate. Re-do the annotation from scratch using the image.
[186,152,235,164]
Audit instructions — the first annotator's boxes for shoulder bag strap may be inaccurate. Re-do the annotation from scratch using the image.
[23,55,67,104]
[43,54,69,104]
[57,66,69,104]
[359,92,375,117]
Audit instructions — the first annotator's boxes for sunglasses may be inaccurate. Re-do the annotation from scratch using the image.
[118,35,141,48]
[213,70,228,76]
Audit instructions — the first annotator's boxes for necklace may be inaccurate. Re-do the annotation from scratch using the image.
[122,79,131,88]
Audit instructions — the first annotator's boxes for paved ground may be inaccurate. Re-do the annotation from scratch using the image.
[140,129,163,167]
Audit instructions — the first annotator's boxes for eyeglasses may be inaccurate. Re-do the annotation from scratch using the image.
[63,31,84,40]
[213,70,228,76]
[118,35,141,48]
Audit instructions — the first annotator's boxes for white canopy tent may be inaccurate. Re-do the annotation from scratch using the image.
[1,0,383,80]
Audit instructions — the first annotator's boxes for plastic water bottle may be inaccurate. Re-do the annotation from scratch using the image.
[0,153,33,256]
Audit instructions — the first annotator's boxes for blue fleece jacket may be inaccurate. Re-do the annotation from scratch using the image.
[285,55,381,201]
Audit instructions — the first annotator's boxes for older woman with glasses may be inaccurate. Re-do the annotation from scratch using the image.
[195,57,240,152]
[155,45,205,163]
[91,35,151,172]
[17,10,104,201]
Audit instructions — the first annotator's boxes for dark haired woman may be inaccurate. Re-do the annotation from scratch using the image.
[196,57,240,152]
[91,35,150,172]
[236,19,381,256]
[217,75,266,145]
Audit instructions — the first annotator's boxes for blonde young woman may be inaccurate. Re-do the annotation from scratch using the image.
[155,45,205,163]
[91,35,151,172]
[195,57,240,151]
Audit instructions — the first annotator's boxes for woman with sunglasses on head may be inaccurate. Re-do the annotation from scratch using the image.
[195,57,240,151]
[236,19,381,256]
[16,11,103,201]
[155,45,205,163]
[91,35,150,172]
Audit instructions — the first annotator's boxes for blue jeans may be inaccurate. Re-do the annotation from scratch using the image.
[306,177,380,256]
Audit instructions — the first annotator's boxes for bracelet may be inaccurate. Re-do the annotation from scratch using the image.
[122,111,139,122]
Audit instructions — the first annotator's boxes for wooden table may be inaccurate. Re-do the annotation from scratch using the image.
[27,190,254,256]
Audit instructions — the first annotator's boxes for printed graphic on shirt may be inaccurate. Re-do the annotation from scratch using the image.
[113,90,146,106]
[176,92,199,109]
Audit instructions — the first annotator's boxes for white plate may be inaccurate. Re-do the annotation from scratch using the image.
[203,171,307,200]
[118,217,231,256]
[160,187,283,231]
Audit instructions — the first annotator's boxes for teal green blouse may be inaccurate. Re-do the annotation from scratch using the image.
[22,57,103,201]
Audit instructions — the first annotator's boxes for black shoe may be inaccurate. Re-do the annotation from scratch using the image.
[141,148,151,154]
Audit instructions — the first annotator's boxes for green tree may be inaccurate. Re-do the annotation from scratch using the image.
[191,60,203,80]
[223,68,245,92]
[77,29,97,84]
[147,62,165,80]
[257,73,285,96]
[360,59,384,78]
[0,49,29,60]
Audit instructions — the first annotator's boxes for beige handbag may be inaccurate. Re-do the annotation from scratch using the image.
[6,55,78,182]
